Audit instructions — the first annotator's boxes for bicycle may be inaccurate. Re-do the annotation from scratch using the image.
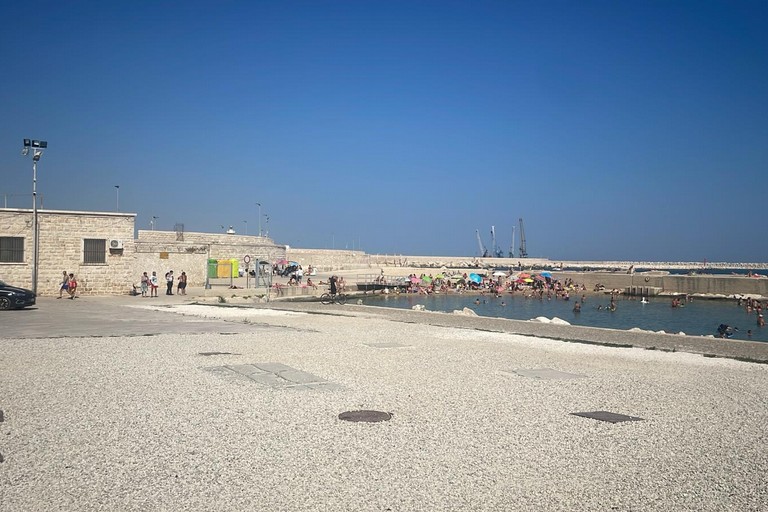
[320,292,348,305]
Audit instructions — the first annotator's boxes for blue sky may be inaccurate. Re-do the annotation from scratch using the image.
[1,1,766,262]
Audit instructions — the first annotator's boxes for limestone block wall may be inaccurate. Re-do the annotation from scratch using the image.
[0,209,136,295]
[286,248,369,271]
[133,230,286,286]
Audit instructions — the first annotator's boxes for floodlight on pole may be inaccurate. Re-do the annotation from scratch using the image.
[114,185,120,212]
[21,138,47,295]
[256,202,262,236]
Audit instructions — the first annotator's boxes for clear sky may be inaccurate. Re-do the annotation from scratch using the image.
[1,1,766,262]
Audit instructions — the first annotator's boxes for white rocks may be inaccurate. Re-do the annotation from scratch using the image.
[452,307,478,316]
[412,304,426,311]
[529,316,570,325]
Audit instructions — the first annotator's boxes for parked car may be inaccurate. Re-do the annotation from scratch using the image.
[0,280,36,310]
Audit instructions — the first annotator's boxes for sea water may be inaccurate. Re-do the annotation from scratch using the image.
[358,293,768,343]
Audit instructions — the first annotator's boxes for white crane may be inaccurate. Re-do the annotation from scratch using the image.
[475,229,489,257]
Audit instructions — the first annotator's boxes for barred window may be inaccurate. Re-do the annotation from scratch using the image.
[83,238,106,264]
[0,236,24,263]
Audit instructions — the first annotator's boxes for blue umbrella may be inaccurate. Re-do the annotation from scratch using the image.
[468,273,482,284]
[540,271,553,278]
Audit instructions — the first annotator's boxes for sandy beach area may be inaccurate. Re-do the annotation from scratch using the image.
[1,295,767,511]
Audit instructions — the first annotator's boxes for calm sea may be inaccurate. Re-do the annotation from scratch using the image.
[358,293,768,343]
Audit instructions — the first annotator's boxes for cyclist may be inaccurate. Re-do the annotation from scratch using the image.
[329,275,338,295]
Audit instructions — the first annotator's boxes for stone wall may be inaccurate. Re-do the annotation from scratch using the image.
[0,208,135,295]
[133,230,286,287]
[286,248,369,271]
[0,209,287,295]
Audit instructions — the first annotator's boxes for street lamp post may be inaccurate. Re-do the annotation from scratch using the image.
[115,185,120,212]
[21,139,47,295]
[243,220,248,235]
[151,216,158,230]
[264,214,269,237]
[256,202,262,236]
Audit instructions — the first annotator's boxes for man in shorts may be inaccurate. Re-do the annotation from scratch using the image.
[58,271,69,298]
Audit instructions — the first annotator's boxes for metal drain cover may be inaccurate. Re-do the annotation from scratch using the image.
[338,410,392,423]
[571,411,644,423]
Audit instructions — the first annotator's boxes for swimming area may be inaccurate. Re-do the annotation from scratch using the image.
[358,293,768,343]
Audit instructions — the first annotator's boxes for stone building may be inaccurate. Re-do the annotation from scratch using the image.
[0,208,285,295]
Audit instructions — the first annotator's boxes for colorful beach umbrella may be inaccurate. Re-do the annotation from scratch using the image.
[468,273,482,284]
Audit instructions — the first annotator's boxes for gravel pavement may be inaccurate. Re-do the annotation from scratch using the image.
[1,297,767,511]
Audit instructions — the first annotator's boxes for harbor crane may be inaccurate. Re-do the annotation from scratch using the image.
[475,229,489,257]
[508,225,516,258]
[491,226,503,258]
[518,218,528,258]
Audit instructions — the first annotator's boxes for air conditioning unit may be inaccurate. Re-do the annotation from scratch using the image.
[109,239,124,250]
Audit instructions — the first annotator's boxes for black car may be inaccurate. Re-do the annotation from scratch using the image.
[0,280,36,310]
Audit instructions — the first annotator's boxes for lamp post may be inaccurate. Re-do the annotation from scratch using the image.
[256,202,262,236]
[264,214,269,237]
[243,220,248,235]
[151,216,158,230]
[114,185,120,211]
[21,139,47,295]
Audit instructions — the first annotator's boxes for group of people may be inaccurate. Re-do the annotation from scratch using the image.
[138,270,187,297]
[57,271,78,299]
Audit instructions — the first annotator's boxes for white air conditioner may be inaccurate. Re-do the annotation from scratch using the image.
[109,239,124,250]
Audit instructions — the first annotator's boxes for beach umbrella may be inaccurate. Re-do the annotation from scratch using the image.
[435,273,445,279]
[468,273,482,284]
[410,276,420,283]
[449,275,464,281]
[518,272,531,279]
[492,271,507,277]
[275,258,289,265]
[422,276,433,283]
[540,271,552,278]
[524,278,534,283]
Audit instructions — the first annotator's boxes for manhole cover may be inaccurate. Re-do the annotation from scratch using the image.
[338,410,392,423]
[571,411,644,423]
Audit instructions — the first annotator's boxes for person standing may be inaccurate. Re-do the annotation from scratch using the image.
[58,271,69,299]
[140,272,149,297]
[165,270,174,295]
[177,271,187,295]
[149,271,159,297]
[66,273,78,299]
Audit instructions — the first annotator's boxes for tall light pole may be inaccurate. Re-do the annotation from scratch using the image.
[256,202,262,236]
[114,185,120,211]
[264,214,270,237]
[243,220,248,235]
[21,139,47,295]
[151,216,158,230]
